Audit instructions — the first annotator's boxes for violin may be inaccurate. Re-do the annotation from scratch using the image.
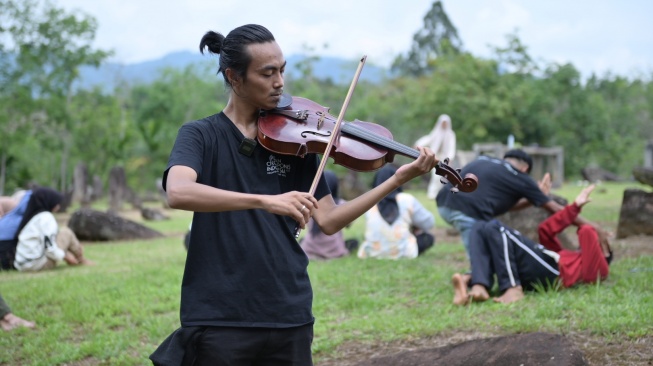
[258,95,478,193]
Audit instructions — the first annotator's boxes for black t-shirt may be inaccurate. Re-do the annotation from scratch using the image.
[436,156,550,220]
[163,112,330,328]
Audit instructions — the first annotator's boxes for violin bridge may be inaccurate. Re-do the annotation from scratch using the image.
[317,112,325,130]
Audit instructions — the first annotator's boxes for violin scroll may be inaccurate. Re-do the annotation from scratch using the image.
[434,158,478,193]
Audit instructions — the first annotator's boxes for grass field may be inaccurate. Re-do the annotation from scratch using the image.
[0,181,651,365]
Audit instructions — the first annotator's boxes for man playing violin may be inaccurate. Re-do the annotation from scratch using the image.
[151,24,437,365]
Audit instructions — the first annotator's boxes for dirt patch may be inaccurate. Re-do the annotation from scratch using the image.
[353,332,587,366]
[316,332,653,366]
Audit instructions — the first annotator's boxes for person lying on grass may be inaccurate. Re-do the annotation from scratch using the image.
[451,184,613,305]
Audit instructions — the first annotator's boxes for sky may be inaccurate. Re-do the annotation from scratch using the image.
[53,0,653,80]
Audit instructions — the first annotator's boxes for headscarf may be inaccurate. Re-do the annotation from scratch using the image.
[414,114,457,160]
[15,188,63,238]
[310,170,339,235]
[373,164,402,225]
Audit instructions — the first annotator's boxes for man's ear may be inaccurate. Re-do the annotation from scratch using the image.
[225,68,241,87]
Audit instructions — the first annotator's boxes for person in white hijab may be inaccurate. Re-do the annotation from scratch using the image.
[415,114,457,199]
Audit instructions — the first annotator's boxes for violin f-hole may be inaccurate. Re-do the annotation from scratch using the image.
[301,130,331,138]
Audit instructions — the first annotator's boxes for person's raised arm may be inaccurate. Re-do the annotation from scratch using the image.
[510,173,552,211]
[574,184,594,208]
[312,147,436,235]
[540,184,611,249]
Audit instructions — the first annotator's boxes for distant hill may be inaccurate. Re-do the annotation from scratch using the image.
[75,51,388,92]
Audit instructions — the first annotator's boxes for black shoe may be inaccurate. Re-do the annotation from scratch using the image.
[345,239,359,253]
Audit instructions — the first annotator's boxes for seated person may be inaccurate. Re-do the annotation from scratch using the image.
[452,184,613,305]
[358,164,435,259]
[0,190,33,270]
[300,170,358,259]
[0,293,35,331]
[13,188,94,272]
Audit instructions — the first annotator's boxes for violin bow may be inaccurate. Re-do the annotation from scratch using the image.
[295,55,368,238]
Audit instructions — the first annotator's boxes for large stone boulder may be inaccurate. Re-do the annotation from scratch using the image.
[68,209,164,241]
[141,207,169,221]
[633,167,653,188]
[616,189,653,238]
[581,167,623,183]
[355,332,588,366]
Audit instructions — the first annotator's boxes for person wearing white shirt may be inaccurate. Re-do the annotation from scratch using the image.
[358,164,436,259]
[415,114,457,199]
[13,188,93,272]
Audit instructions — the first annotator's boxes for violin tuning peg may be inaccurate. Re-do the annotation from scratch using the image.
[456,168,461,173]
[450,186,459,193]
[443,158,450,165]
[440,178,448,185]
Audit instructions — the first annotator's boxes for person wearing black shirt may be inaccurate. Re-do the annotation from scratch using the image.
[436,149,610,261]
[150,24,437,366]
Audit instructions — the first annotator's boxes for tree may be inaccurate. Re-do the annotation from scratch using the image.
[128,64,226,189]
[0,0,111,193]
[391,1,462,77]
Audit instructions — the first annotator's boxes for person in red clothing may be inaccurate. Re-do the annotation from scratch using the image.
[451,184,613,305]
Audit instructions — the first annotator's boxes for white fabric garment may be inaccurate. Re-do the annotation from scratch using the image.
[358,192,434,260]
[415,114,457,199]
[14,212,65,271]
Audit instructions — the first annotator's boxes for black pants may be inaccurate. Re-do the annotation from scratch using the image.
[416,232,435,255]
[151,324,314,366]
[193,324,313,366]
[469,220,559,292]
[0,240,16,270]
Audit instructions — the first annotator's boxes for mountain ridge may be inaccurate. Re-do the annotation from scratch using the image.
[76,51,387,91]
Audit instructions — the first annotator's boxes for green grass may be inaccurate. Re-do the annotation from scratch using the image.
[1,182,651,365]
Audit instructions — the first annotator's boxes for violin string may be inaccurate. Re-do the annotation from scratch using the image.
[341,122,419,158]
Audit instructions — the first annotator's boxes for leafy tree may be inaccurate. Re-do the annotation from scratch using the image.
[0,0,111,193]
[127,64,226,189]
[391,0,462,77]
[67,88,134,183]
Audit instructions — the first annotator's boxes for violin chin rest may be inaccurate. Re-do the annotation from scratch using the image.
[277,93,293,108]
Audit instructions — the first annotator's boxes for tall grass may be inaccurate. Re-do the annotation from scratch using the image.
[0,182,651,365]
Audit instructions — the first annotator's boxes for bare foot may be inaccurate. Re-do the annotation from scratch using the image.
[493,286,524,304]
[469,284,490,302]
[1,313,36,331]
[451,273,470,306]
